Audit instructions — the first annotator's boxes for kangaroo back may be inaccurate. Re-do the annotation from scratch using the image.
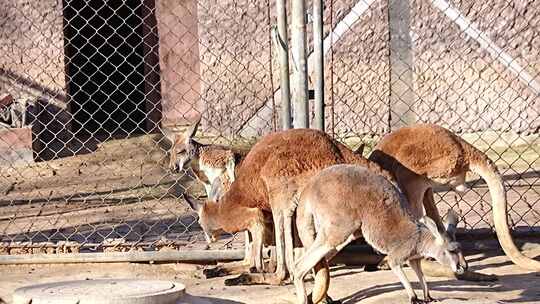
[373,123,540,271]
[372,124,467,179]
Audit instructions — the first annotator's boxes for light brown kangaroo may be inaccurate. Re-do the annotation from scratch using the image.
[295,164,467,304]
[369,124,540,271]
[183,128,389,288]
[162,116,252,262]
[162,116,243,196]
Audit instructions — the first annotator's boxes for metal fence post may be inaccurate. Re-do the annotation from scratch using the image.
[388,0,416,130]
[275,0,292,130]
[313,0,325,131]
[291,0,309,129]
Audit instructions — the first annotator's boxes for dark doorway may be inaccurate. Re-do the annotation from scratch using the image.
[63,0,148,139]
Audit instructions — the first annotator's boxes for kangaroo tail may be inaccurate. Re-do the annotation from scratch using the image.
[470,159,540,270]
[311,260,330,304]
[296,197,331,304]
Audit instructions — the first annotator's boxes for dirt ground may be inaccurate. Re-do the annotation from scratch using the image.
[1,133,539,254]
[0,247,539,304]
[0,133,539,303]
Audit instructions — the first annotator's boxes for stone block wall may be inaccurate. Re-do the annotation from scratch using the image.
[189,0,539,137]
[0,0,538,145]
[411,0,540,135]
[0,0,66,104]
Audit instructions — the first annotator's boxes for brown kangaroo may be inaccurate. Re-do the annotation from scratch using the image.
[295,164,467,304]
[162,116,243,196]
[183,128,388,289]
[369,124,540,271]
[162,116,250,260]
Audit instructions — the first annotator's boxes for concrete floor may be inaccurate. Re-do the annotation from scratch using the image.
[0,247,539,304]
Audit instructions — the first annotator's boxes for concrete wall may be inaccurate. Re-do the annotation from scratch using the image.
[0,0,538,142]
[156,0,203,126]
[0,127,33,166]
[411,0,540,135]
[0,0,66,104]
[187,0,539,137]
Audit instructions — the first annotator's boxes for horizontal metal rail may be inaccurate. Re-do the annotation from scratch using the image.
[0,249,245,265]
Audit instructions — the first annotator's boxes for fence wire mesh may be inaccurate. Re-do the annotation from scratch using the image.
[0,0,538,255]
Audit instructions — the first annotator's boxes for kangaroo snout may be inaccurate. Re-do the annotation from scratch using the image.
[169,162,179,172]
[455,262,466,275]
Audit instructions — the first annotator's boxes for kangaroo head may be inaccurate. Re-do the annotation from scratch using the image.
[182,193,223,244]
[163,116,201,173]
[420,216,467,275]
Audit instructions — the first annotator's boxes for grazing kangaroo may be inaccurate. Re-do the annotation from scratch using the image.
[369,124,540,271]
[162,116,250,259]
[183,128,389,288]
[295,164,467,304]
[162,116,243,196]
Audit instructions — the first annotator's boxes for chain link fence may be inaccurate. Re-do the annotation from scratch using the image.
[0,0,538,256]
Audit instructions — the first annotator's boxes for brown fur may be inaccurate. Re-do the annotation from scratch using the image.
[202,202,266,235]
[215,128,389,222]
[163,118,247,192]
[369,123,540,271]
[371,124,469,178]
[192,128,390,290]
[299,165,415,252]
[294,165,466,304]
[198,146,238,169]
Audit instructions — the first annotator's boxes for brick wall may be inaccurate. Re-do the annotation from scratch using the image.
[0,0,538,142]
[0,0,66,104]
[191,0,539,136]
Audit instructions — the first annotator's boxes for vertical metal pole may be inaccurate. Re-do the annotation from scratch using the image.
[291,0,309,128]
[313,0,324,130]
[329,0,335,137]
[275,0,292,130]
[388,0,416,130]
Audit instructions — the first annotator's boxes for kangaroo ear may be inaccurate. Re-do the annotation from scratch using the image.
[161,126,177,145]
[225,156,236,183]
[443,209,459,241]
[420,216,444,244]
[182,193,203,212]
[183,115,201,144]
[353,143,365,156]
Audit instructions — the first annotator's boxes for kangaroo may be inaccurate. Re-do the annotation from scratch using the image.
[369,124,540,271]
[162,115,243,196]
[162,116,250,261]
[183,128,389,288]
[295,164,467,304]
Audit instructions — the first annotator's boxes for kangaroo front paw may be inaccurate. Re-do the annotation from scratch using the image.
[265,259,277,273]
[424,296,438,303]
